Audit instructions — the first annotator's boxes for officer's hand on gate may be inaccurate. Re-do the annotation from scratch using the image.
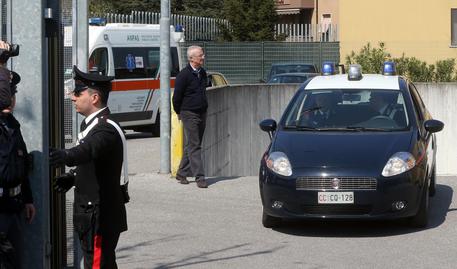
[53,170,75,193]
[49,148,68,166]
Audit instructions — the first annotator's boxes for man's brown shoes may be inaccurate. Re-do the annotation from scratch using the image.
[196,177,208,188]
[176,174,189,184]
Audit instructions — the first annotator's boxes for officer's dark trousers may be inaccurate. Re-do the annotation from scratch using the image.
[81,231,120,269]
[178,110,207,178]
[0,213,22,268]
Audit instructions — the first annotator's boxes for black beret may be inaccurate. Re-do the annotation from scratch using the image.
[72,65,114,94]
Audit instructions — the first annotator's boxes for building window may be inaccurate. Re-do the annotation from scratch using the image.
[452,9,457,46]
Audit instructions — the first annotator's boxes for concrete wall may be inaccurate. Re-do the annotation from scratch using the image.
[203,85,297,177]
[202,83,457,177]
[417,83,457,176]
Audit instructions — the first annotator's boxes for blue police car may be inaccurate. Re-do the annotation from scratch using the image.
[259,62,444,228]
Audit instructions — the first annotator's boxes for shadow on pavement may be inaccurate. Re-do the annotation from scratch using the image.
[206,176,241,186]
[117,234,187,261]
[272,184,453,238]
[152,243,284,269]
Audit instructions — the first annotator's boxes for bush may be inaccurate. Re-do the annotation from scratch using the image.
[395,56,435,82]
[345,42,391,74]
[435,59,456,82]
[345,43,456,82]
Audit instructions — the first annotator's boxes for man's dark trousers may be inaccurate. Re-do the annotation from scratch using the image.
[178,110,207,178]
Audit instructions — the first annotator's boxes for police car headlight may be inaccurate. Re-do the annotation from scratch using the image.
[266,152,293,176]
[382,152,416,177]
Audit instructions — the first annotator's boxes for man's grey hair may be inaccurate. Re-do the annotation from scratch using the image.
[187,45,203,61]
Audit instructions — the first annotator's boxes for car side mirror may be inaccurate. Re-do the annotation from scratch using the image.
[424,119,444,133]
[259,119,277,140]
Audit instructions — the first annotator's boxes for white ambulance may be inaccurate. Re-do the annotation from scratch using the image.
[87,21,184,135]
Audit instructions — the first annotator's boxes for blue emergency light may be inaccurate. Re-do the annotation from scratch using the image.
[322,61,335,75]
[382,61,396,75]
[89,17,107,26]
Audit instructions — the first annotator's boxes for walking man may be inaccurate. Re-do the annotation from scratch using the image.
[49,66,128,268]
[172,45,208,188]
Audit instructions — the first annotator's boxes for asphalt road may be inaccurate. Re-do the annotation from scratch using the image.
[119,134,457,269]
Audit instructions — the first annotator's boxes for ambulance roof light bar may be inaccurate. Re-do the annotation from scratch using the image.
[89,17,107,26]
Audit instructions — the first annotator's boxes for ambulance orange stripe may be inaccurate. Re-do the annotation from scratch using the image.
[111,79,176,91]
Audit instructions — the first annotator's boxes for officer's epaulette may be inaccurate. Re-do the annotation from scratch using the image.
[97,115,108,123]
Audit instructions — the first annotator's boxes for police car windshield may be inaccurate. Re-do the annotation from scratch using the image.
[283,89,410,131]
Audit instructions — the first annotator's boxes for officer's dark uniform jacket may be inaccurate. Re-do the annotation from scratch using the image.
[0,67,12,111]
[65,108,127,236]
[0,113,33,213]
[172,64,208,114]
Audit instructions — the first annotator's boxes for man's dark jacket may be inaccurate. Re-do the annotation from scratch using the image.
[65,108,127,236]
[0,114,33,213]
[172,64,208,114]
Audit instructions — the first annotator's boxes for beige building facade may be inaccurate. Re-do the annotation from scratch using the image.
[340,0,457,64]
[276,0,339,26]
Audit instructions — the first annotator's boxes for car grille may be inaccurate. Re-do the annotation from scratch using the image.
[296,177,377,191]
[302,205,372,215]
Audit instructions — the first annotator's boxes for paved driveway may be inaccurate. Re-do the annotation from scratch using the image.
[119,135,457,269]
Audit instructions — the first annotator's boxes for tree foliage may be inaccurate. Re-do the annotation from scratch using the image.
[220,0,278,41]
[179,1,223,17]
[89,0,222,18]
[345,42,457,82]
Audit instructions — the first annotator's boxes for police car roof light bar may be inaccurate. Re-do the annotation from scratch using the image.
[322,61,336,75]
[348,64,363,81]
[89,17,107,26]
[382,61,396,76]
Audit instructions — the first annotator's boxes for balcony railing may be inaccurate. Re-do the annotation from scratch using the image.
[275,23,339,42]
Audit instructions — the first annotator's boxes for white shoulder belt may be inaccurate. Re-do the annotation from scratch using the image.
[76,117,129,186]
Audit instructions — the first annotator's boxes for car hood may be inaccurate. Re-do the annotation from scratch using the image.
[272,131,414,169]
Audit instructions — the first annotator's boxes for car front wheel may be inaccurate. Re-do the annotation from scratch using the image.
[262,209,282,228]
[429,165,436,197]
[409,184,429,228]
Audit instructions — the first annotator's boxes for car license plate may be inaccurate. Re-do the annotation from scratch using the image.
[318,192,354,204]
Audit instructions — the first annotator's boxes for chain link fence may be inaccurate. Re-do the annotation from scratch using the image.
[179,42,340,84]
[61,0,77,267]
[0,0,7,41]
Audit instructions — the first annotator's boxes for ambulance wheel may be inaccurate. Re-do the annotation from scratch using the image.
[151,112,160,137]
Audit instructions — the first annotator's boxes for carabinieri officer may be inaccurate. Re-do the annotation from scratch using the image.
[50,66,128,269]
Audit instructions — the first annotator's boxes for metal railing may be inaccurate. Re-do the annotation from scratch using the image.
[99,12,338,43]
[101,10,228,41]
[275,24,339,42]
